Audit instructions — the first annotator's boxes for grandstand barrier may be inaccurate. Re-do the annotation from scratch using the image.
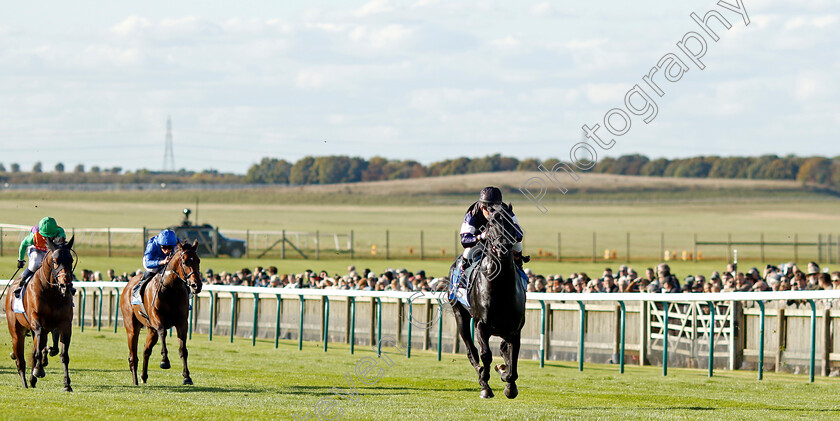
[2,281,839,383]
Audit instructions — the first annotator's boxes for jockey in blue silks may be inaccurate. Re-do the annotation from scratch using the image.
[136,229,180,294]
[451,187,528,299]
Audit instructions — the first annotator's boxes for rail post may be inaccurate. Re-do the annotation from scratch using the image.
[79,288,87,331]
[350,230,354,260]
[315,230,320,260]
[113,288,121,333]
[209,292,216,341]
[625,232,630,263]
[375,298,383,356]
[577,301,585,371]
[592,232,596,263]
[437,299,443,362]
[385,230,390,260]
[323,297,330,352]
[275,296,282,349]
[350,297,356,355]
[618,301,626,374]
[663,302,669,376]
[406,299,412,358]
[808,299,816,383]
[189,293,196,340]
[107,228,112,257]
[539,300,546,368]
[708,301,715,377]
[418,230,425,260]
[252,293,260,347]
[557,232,561,262]
[229,292,237,343]
[757,300,765,380]
[97,287,104,331]
[298,295,305,351]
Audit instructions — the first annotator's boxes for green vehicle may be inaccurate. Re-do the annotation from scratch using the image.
[168,209,247,258]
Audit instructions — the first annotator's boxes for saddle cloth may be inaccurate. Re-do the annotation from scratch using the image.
[449,256,528,309]
[12,283,26,314]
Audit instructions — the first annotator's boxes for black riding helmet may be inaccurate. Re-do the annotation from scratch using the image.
[478,186,503,205]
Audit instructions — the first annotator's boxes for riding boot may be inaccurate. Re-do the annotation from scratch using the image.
[13,269,34,299]
[513,251,530,270]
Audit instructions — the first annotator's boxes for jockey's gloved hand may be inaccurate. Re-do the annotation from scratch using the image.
[16,260,25,269]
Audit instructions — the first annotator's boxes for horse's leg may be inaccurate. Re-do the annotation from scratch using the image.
[11,323,28,388]
[176,321,192,385]
[498,335,521,399]
[59,323,72,392]
[126,317,142,386]
[49,328,60,356]
[31,325,47,381]
[475,322,494,399]
[450,304,480,371]
[158,328,171,369]
[141,328,159,384]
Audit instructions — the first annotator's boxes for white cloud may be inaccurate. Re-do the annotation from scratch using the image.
[409,88,499,110]
[111,16,151,36]
[356,0,395,17]
[584,84,627,104]
[348,24,413,49]
[490,36,521,49]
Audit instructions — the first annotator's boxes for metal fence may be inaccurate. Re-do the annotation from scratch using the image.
[2,223,837,263]
[5,281,839,383]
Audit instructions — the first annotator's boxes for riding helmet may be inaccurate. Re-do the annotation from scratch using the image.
[38,217,59,237]
[156,229,178,247]
[478,186,503,205]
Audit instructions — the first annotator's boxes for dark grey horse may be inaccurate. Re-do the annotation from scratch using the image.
[449,204,526,399]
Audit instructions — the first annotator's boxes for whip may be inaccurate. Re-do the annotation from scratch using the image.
[0,266,23,302]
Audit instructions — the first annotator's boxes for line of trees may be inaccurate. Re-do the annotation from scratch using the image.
[2,154,839,189]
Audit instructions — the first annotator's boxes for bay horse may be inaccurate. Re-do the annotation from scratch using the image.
[120,240,202,385]
[449,204,525,399]
[5,236,76,391]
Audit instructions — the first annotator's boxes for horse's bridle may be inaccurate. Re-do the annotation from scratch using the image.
[42,249,75,295]
[167,249,200,290]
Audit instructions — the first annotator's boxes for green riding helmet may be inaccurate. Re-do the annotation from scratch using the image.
[38,216,60,237]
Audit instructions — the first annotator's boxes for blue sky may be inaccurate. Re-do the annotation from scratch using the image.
[0,0,837,173]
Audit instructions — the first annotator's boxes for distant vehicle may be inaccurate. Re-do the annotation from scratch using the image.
[168,209,247,258]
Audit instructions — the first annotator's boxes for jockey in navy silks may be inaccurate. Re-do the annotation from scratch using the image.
[451,187,528,300]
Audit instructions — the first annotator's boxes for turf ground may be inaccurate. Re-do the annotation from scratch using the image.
[0,325,836,420]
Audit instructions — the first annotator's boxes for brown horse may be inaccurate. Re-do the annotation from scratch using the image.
[120,240,202,385]
[5,236,76,391]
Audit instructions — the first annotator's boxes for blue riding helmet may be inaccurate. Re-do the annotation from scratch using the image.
[155,229,178,247]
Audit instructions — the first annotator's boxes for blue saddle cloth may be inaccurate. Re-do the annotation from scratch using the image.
[449,256,528,309]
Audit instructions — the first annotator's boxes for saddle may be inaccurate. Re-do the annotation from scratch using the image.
[449,253,530,309]
[131,276,154,320]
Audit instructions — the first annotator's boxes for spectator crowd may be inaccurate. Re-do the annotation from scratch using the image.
[78,261,839,296]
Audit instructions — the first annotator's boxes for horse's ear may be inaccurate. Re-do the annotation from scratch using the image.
[46,236,57,251]
[67,236,74,250]
[192,239,199,249]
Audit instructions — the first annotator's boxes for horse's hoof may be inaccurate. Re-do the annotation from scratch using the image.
[504,383,518,399]
[64,385,73,392]
[183,378,193,385]
[160,360,171,369]
[9,352,15,360]
[480,388,494,399]
[29,377,37,388]
[49,347,59,357]
[494,364,507,376]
